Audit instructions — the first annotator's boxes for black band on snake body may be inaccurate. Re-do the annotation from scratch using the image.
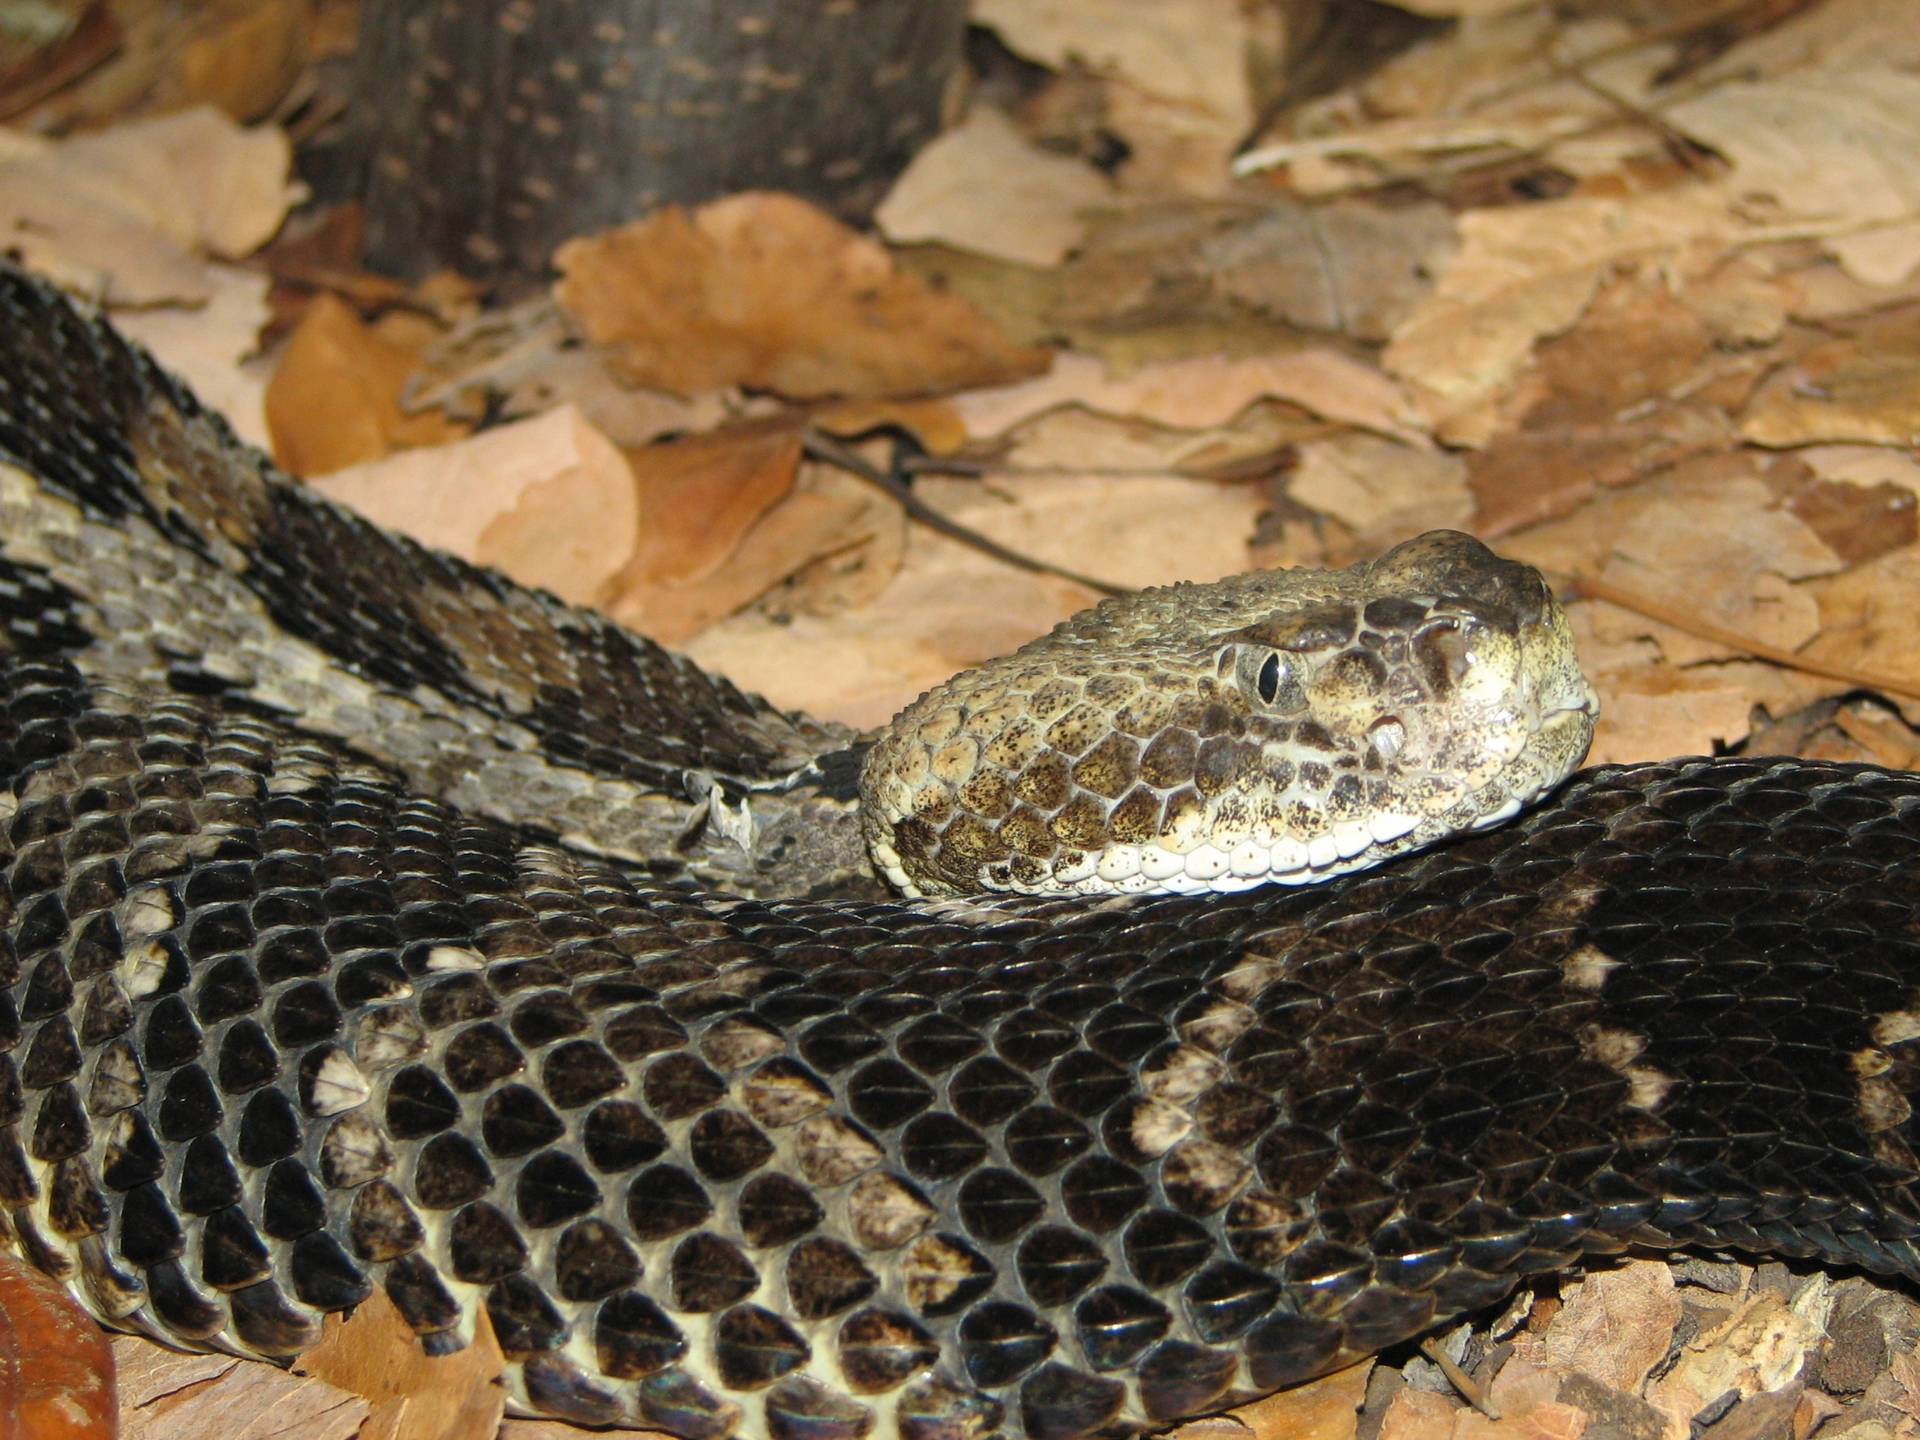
[2,259,1919,1440]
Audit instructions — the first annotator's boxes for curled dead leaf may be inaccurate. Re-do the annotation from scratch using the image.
[0,1253,116,1440]
[554,193,1052,401]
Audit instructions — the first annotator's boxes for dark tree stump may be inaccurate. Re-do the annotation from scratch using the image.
[352,0,967,292]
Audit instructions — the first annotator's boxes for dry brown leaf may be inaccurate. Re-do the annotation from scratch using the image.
[1804,546,1920,720]
[553,193,1051,401]
[1783,475,1918,566]
[1050,198,1453,343]
[1648,1278,1834,1437]
[1666,67,1920,268]
[1598,480,1842,653]
[1183,1360,1371,1440]
[168,0,311,122]
[616,420,803,591]
[1288,433,1470,541]
[1378,1355,1595,1440]
[996,401,1317,479]
[502,349,735,450]
[614,469,903,644]
[956,349,1426,446]
[498,1422,673,1440]
[1531,1262,1681,1392]
[112,261,273,449]
[974,0,1251,126]
[1378,1385,1462,1440]
[1580,653,1823,765]
[295,1289,506,1440]
[1384,190,1741,431]
[115,1338,367,1440]
[265,293,468,475]
[1829,218,1920,287]
[0,106,299,303]
[1473,1355,1588,1440]
[1891,1347,1920,1417]
[310,404,636,608]
[1741,337,1920,448]
[686,471,1261,729]
[112,1343,235,1414]
[401,296,735,448]
[1202,198,1458,344]
[812,398,970,456]
[971,0,1255,190]
[875,105,1112,268]
[0,1253,116,1440]
[1467,273,1727,535]
[598,421,806,642]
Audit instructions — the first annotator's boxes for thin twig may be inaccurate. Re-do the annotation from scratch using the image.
[800,427,1135,598]
[1562,570,1920,704]
[1418,1338,1501,1420]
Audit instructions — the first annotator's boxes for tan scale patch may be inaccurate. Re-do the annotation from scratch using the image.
[962,695,1024,736]
[1580,1024,1676,1112]
[733,1059,833,1128]
[1851,1047,1914,1133]
[1561,943,1622,993]
[909,789,953,827]
[982,715,1044,770]
[1141,1044,1228,1105]
[1221,1189,1313,1267]
[847,1172,937,1249]
[321,1111,393,1188]
[1013,753,1071,809]
[1027,678,1083,722]
[1160,1138,1253,1214]
[1113,689,1178,737]
[1107,787,1162,844]
[901,1233,985,1313]
[956,769,1012,820]
[1178,999,1258,1053]
[1137,728,1197,788]
[699,1016,785,1071]
[1130,1098,1194,1157]
[914,706,961,746]
[1069,731,1139,799]
[1214,950,1293,1003]
[929,736,979,784]
[941,814,1003,863]
[1045,702,1106,756]
[794,1115,882,1185]
[1050,795,1107,848]
[999,809,1051,857]
[1084,672,1140,706]
[1872,1008,1920,1048]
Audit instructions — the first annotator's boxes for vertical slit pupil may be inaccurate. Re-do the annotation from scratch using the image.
[1256,652,1281,705]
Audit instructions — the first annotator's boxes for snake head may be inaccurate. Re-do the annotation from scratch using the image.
[861,530,1598,899]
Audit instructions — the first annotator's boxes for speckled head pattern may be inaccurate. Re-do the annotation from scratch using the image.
[861,531,1598,898]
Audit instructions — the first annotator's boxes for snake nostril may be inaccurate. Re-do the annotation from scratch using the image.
[1370,716,1406,762]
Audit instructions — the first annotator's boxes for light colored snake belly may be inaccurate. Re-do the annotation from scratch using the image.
[3,261,1920,1440]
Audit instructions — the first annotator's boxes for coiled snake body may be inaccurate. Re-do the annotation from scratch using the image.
[1,262,1918,1439]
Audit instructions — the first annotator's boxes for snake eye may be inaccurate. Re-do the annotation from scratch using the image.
[1228,645,1305,714]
